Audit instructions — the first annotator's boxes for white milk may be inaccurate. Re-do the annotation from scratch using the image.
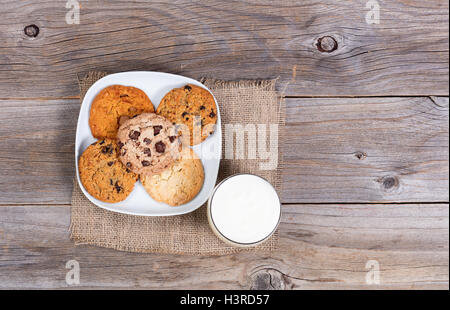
[209,174,281,245]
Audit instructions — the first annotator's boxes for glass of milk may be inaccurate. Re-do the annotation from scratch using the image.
[207,174,281,247]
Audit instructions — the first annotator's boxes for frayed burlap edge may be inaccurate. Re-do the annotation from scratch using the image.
[200,77,278,91]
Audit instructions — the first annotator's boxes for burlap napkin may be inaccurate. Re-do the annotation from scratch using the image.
[70,72,284,255]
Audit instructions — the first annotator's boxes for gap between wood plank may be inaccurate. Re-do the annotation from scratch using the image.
[0,202,448,207]
[0,96,80,101]
[0,95,448,101]
[284,95,450,99]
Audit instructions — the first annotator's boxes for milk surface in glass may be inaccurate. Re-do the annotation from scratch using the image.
[210,174,280,244]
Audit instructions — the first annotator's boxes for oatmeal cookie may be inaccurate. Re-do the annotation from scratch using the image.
[141,148,204,206]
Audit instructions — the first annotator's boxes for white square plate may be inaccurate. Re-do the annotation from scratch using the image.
[75,71,221,216]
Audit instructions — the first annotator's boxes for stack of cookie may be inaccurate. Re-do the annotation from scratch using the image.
[79,84,218,206]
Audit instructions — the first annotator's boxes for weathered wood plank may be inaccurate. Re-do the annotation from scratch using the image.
[0,0,448,98]
[283,96,449,202]
[0,204,447,289]
[0,99,79,204]
[0,97,448,204]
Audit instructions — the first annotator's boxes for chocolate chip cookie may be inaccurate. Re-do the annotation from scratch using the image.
[117,113,181,176]
[78,139,138,203]
[156,84,217,145]
[141,148,204,206]
[89,85,155,139]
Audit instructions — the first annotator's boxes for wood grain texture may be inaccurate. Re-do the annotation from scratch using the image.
[0,96,447,204]
[0,99,79,204]
[0,204,447,289]
[0,0,448,291]
[283,96,449,202]
[0,0,448,98]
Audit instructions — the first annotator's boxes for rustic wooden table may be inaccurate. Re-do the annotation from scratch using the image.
[0,0,448,289]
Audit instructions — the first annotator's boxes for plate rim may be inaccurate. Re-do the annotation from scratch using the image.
[75,71,222,216]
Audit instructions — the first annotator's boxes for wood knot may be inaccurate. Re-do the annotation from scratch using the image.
[24,24,39,38]
[316,36,338,53]
[378,176,399,191]
[354,151,367,160]
[250,269,286,290]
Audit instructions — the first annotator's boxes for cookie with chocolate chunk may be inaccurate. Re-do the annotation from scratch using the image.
[117,113,181,176]
[78,139,138,203]
[89,85,155,139]
[156,84,217,145]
